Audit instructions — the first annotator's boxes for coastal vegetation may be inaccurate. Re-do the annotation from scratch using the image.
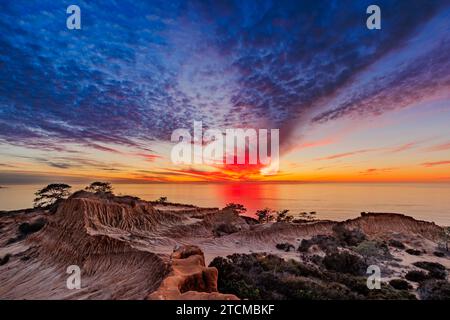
[212,223,450,300]
[33,183,72,208]
[4,185,447,300]
[223,203,247,215]
[209,252,416,300]
[85,181,113,194]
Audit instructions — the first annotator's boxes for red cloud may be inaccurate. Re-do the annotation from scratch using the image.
[315,148,378,161]
[387,142,418,153]
[359,167,396,175]
[135,153,162,162]
[425,142,450,152]
[421,160,450,167]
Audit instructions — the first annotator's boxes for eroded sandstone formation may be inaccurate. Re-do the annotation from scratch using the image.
[0,191,447,299]
[147,245,238,300]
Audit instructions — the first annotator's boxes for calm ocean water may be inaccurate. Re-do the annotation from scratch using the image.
[1,183,450,225]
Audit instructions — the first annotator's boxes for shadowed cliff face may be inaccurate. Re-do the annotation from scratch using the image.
[0,192,447,299]
[0,193,171,299]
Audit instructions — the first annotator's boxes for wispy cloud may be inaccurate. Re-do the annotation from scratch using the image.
[0,1,449,182]
[316,139,429,162]
[316,148,379,161]
[0,0,448,154]
[359,167,397,175]
[421,160,450,167]
[387,142,420,153]
[424,141,450,152]
[134,153,162,162]
[0,163,17,168]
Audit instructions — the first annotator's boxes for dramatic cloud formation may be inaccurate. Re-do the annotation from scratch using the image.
[0,0,449,182]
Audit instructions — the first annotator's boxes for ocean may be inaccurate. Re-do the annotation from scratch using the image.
[1,182,450,225]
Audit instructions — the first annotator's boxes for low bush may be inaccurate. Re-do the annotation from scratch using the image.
[418,280,450,300]
[388,239,405,249]
[405,270,428,282]
[322,251,368,276]
[353,240,392,263]
[332,225,366,247]
[210,252,414,300]
[413,261,447,280]
[433,251,445,257]
[405,248,422,256]
[275,243,295,252]
[389,279,412,290]
[298,235,338,253]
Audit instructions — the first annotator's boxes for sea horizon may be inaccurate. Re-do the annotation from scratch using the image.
[2,181,450,225]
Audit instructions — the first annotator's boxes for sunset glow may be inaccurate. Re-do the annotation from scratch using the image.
[0,1,449,184]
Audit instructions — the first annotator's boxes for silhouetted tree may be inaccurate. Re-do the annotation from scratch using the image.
[256,208,275,223]
[85,181,113,194]
[276,209,294,222]
[157,196,168,203]
[33,184,71,208]
[223,203,247,215]
[298,211,317,221]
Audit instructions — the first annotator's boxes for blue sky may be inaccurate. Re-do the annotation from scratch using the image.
[0,0,449,183]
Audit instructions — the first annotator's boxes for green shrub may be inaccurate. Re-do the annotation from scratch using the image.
[322,251,367,275]
[332,224,366,247]
[353,240,391,263]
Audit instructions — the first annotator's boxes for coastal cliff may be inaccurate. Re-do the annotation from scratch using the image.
[0,192,448,299]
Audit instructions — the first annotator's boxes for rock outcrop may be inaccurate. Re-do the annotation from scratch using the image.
[147,245,238,300]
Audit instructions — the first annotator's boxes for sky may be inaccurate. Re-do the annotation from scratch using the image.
[0,0,449,184]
